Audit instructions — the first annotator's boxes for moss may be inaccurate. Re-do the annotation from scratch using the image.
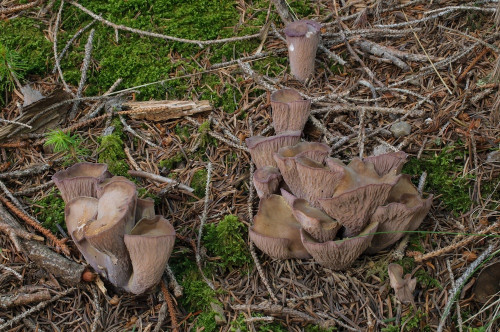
[230,313,288,332]
[159,152,184,170]
[191,169,208,197]
[198,120,217,148]
[97,133,129,176]
[402,143,474,214]
[203,215,252,272]
[175,125,191,142]
[31,190,66,234]
[304,325,336,332]
[382,308,430,332]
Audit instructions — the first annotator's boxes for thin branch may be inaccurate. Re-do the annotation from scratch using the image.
[127,170,194,193]
[52,0,72,93]
[70,28,95,119]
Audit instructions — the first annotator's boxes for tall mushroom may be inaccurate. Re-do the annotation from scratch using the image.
[246,131,301,169]
[271,89,311,133]
[284,20,321,82]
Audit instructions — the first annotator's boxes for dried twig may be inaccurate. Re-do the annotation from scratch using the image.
[0,163,50,179]
[127,170,194,193]
[52,0,72,94]
[90,285,101,332]
[0,0,40,15]
[0,289,51,309]
[161,280,179,332]
[0,118,32,129]
[14,181,54,197]
[0,264,23,281]
[165,264,183,297]
[70,28,95,119]
[446,260,463,332]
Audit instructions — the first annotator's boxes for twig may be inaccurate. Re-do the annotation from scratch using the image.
[185,116,249,151]
[318,44,347,66]
[0,118,32,129]
[0,263,23,281]
[124,147,140,171]
[69,1,261,47]
[165,264,183,297]
[52,20,97,73]
[90,285,101,332]
[153,302,168,332]
[0,287,77,330]
[358,108,366,158]
[0,0,40,15]
[417,172,427,195]
[127,170,194,193]
[437,245,496,332]
[0,196,70,256]
[0,221,44,246]
[0,179,27,212]
[119,115,162,150]
[402,10,452,94]
[70,28,95,119]
[84,78,123,120]
[0,289,51,309]
[161,280,179,332]
[446,260,463,332]
[0,163,50,179]
[52,0,72,94]
[196,162,216,290]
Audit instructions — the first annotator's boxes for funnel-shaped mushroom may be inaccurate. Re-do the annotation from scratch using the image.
[472,262,500,304]
[366,176,432,254]
[253,167,282,199]
[364,151,408,176]
[249,195,311,259]
[65,196,108,276]
[388,263,416,304]
[271,89,311,133]
[246,131,301,169]
[84,179,137,286]
[274,142,330,198]
[53,163,111,203]
[295,156,345,206]
[124,216,176,294]
[318,158,400,237]
[300,222,378,270]
[292,199,341,242]
[136,197,156,221]
[284,20,321,82]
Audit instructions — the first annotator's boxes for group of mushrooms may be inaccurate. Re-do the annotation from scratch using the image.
[246,87,432,270]
[53,163,175,294]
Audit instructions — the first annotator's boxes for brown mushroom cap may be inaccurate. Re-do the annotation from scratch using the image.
[52,162,111,203]
[270,89,311,133]
[124,216,176,294]
[84,179,137,286]
[249,195,311,259]
[300,222,378,270]
[246,131,301,169]
[472,262,500,304]
[253,166,282,199]
[136,197,156,221]
[295,156,345,206]
[318,158,400,237]
[388,263,417,304]
[364,151,408,176]
[292,199,341,242]
[283,20,321,82]
[366,176,432,254]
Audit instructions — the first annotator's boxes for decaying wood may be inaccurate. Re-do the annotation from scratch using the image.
[0,289,51,309]
[0,89,72,142]
[124,99,212,121]
[0,204,84,284]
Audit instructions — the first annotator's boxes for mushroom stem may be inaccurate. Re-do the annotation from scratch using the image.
[284,20,321,82]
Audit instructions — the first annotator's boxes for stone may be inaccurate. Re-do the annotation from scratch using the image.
[390,121,411,138]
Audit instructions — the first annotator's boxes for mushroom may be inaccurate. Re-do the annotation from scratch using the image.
[84,178,137,286]
[270,89,311,133]
[246,131,301,169]
[274,142,330,198]
[249,195,311,259]
[318,158,400,237]
[284,20,321,82]
[52,162,111,203]
[253,166,282,199]
[136,197,156,221]
[366,176,433,254]
[472,261,500,304]
[124,216,176,294]
[388,263,417,305]
[364,151,408,176]
[291,198,341,242]
[300,222,379,270]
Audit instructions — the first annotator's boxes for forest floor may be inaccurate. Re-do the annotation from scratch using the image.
[0,0,499,331]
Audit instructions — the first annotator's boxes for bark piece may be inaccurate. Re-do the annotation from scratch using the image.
[246,131,301,169]
[270,89,311,133]
[253,166,282,199]
[250,195,311,259]
[125,100,212,121]
[284,20,321,81]
[473,262,500,304]
[300,222,378,270]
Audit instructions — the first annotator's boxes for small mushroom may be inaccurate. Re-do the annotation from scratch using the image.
[253,166,282,199]
[363,151,408,176]
[388,263,417,305]
[318,158,400,237]
[270,89,311,133]
[274,142,330,198]
[84,179,137,286]
[249,195,311,259]
[366,176,432,254]
[246,131,301,169]
[291,198,341,242]
[300,222,378,270]
[284,20,321,82]
[472,261,500,304]
[295,156,345,207]
[136,197,156,221]
[124,216,176,294]
[52,162,111,203]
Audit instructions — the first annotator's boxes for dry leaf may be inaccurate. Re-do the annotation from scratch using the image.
[388,263,417,305]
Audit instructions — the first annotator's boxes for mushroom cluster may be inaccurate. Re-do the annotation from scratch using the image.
[53,163,175,294]
[246,89,432,270]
